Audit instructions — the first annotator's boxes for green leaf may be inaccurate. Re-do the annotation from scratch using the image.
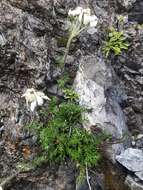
[103,27,129,57]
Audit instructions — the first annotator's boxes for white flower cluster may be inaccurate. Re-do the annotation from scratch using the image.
[22,88,50,112]
[68,7,98,27]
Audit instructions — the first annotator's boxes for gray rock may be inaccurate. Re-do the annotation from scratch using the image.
[116,148,143,181]
[87,27,98,35]
[125,175,143,190]
[135,134,143,149]
[2,183,54,190]
[117,0,137,9]
[116,148,143,172]
[136,172,143,182]
[128,0,143,23]
[74,55,130,162]
[0,32,7,46]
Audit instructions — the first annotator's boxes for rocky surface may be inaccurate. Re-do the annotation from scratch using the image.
[113,25,143,134]
[6,163,76,190]
[116,148,143,181]
[128,0,143,23]
[125,175,143,190]
[0,0,143,190]
[117,0,137,9]
[74,55,130,162]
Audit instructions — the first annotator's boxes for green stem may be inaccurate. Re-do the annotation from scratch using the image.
[63,18,82,65]
[63,33,74,65]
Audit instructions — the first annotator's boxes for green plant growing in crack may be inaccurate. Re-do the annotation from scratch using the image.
[26,97,105,189]
[103,27,129,57]
[23,7,102,190]
[57,72,70,89]
[63,7,98,65]
[63,88,79,102]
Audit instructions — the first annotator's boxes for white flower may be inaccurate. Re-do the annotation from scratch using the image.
[30,101,37,112]
[83,8,91,16]
[22,88,50,112]
[83,13,98,27]
[87,15,98,27]
[83,14,91,25]
[0,186,3,190]
[68,7,98,28]
[68,6,83,17]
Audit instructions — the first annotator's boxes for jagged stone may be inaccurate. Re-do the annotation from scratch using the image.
[117,0,137,9]
[116,148,143,172]
[136,172,143,182]
[74,55,130,162]
[125,175,143,190]
[116,148,143,181]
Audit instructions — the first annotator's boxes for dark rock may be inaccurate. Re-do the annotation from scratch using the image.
[117,0,137,9]
[128,0,143,23]
[6,163,76,190]
[113,26,143,133]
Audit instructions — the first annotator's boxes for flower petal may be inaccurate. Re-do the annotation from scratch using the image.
[43,96,50,100]
[68,7,83,17]
[22,88,36,102]
[21,93,26,97]
[78,11,84,23]
[83,8,91,16]
[30,101,37,112]
[90,20,98,27]
[37,96,43,106]
[89,15,98,22]
[83,14,90,25]
[36,91,50,100]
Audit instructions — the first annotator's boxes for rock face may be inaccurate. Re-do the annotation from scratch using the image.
[116,147,143,188]
[0,0,110,189]
[0,0,143,190]
[6,163,76,190]
[74,55,130,162]
[128,0,143,23]
[117,0,137,9]
[116,148,143,181]
[113,24,143,135]
[125,175,143,190]
[0,0,54,179]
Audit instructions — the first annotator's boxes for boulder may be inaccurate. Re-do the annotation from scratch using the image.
[74,55,130,162]
[116,148,143,181]
[116,148,143,172]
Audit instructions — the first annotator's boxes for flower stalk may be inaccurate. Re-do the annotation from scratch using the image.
[63,7,98,65]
